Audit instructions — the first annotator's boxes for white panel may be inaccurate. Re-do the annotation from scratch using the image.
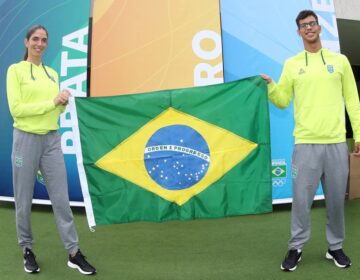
[334,0,360,20]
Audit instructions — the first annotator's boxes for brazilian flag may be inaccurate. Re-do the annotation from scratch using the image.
[73,76,272,226]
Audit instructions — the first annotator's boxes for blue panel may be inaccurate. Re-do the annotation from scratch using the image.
[220,0,331,201]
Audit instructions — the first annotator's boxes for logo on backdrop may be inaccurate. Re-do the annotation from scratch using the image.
[36,170,45,185]
[144,125,210,190]
[272,159,287,187]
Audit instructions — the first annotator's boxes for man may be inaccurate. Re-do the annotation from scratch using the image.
[261,10,360,272]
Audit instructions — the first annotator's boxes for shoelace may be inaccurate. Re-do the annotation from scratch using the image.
[25,251,37,266]
[288,250,299,258]
[333,250,348,261]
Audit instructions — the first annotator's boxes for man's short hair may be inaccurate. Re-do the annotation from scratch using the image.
[296,10,319,29]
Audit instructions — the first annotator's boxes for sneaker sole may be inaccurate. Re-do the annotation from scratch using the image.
[23,260,40,273]
[67,261,95,275]
[325,252,351,268]
[24,266,40,273]
[280,257,302,272]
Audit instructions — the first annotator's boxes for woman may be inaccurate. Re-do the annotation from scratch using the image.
[6,25,96,275]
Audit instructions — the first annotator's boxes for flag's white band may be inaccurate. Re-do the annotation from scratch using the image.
[145,145,210,162]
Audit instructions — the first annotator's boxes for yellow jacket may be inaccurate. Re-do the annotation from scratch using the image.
[268,48,360,143]
[7,61,64,135]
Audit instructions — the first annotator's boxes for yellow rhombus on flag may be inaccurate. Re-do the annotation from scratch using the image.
[96,107,257,205]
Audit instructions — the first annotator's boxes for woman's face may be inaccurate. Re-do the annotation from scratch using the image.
[24,28,48,59]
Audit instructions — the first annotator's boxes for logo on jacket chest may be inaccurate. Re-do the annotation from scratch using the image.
[298,65,335,76]
[298,68,305,75]
[327,65,334,73]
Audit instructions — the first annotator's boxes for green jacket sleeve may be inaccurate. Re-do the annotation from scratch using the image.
[6,64,56,118]
[268,60,293,109]
[342,56,360,143]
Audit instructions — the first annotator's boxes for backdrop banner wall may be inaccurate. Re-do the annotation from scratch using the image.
[1,0,340,204]
[0,0,223,203]
[0,0,90,203]
[220,0,340,202]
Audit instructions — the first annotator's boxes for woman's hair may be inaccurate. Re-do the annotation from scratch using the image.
[23,25,48,60]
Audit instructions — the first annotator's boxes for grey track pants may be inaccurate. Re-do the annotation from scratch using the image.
[12,128,79,255]
[288,143,349,251]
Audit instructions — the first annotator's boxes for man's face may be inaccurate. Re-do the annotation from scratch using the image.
[297,16,321,44]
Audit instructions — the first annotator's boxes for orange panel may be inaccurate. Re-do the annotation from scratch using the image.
[91,0,223,96]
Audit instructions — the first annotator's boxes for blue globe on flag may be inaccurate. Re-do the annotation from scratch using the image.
[144,125,210,190]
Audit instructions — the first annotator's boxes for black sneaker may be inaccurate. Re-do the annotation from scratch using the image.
[23,248,40,273]
[67,250,96,275]
[326,249,352,268]
[280,249,302,271]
